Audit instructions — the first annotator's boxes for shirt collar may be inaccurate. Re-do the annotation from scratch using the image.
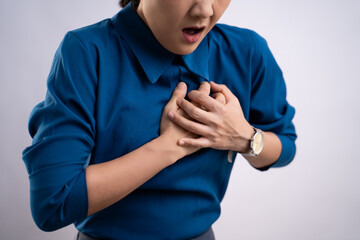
[111,4,209,83]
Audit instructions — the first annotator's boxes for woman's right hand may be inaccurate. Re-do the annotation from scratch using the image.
[159,82,211,160]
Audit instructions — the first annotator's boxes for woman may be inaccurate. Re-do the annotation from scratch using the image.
[23,0,297,239]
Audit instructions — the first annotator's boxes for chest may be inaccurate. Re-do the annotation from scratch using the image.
[92,59,206,163]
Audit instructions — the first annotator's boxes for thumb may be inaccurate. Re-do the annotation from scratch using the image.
[167,82,187,110]
[210,81,235,103]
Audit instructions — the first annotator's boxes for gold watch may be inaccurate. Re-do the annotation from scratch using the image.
[249,128,264,157]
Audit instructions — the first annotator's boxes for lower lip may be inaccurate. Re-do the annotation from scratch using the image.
[182,30,204,43]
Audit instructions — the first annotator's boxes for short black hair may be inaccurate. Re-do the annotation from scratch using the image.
[119,0,140,8]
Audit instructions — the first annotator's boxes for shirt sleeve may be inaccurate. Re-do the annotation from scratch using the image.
[249,31,297,171]
[22,32,97,231]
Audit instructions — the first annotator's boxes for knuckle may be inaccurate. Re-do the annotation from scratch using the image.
[208,101,215,110]
[193,142,201,148]
[208,131,217,139]
[190,124,198,133]
[192,141,199,148]
[214,132,221,140]
[209,134,221,147]
[209,117,220,126]
[219,106,227,114]
[198,94,207,102]
[216,93,225,99]
[188,90,197,98]
[190,108,201,118]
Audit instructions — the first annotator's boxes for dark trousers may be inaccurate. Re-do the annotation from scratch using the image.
[76,227,215,240]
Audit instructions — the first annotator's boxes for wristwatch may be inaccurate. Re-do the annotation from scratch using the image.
[248,128,264,157]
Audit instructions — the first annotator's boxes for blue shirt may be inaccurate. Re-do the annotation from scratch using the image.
[22,4,296,239]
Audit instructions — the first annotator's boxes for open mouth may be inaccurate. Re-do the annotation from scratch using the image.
[182,27,205,43]
[182,27,205,35]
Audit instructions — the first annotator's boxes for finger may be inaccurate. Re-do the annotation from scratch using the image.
[210,81,235,103]
[191,82,210,109]
[187,91,221,112]
[166,82,187,111]
[171,82,187,100]
[176,98,213,124]
[211,92,226,105]
[178,137,211,148]
[198,81,211,95]
[168,108,212,136]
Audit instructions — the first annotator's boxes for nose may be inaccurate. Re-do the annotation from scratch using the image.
[190,0,214,19]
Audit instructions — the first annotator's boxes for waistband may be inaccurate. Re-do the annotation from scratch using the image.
[77,227,215,240]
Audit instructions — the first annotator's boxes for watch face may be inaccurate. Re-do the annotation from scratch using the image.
[252,131,264,155]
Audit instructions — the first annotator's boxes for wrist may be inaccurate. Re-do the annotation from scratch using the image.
[153,133,185,165]
[233,124,254,153]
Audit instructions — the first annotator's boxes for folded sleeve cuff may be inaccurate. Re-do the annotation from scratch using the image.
[273,134,296,168]
[255,134,296,171]
[29,167,88,231]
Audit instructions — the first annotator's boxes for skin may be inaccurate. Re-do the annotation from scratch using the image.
[169,81,282,168]
[85,0,282,216]
[136,0,231,55]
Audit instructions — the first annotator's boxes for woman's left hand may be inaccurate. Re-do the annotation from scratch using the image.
[168,81,254,153]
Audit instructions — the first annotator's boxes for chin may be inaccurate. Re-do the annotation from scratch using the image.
[167,44,199,56]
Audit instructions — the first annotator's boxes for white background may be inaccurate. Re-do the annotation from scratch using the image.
[1,0,359,239]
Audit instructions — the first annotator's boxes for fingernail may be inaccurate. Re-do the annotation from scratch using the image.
[168,112,174,119]
[176,99,182,105]
[179,139,185,145]
[177,82,186,90]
